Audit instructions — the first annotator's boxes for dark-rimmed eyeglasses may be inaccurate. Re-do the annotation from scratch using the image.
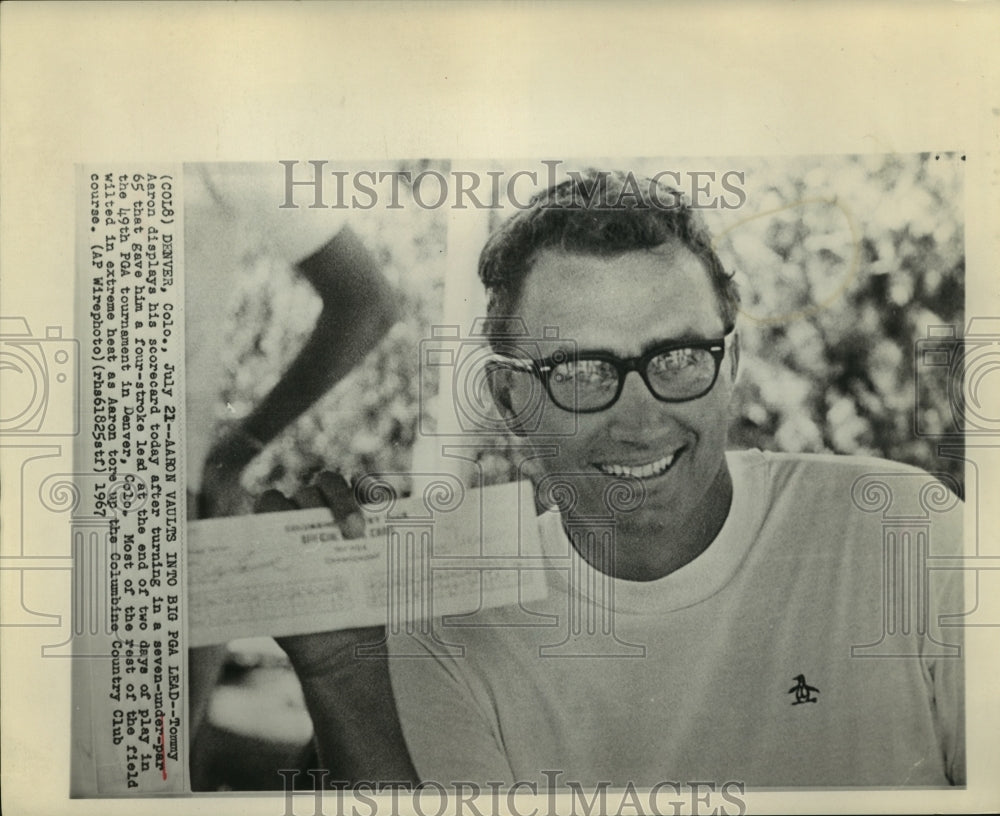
[487,328,736,413]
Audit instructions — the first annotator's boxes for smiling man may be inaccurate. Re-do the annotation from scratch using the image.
[268,170,964,792]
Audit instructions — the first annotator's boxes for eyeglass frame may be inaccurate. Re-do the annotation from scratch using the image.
[486,326,737,414]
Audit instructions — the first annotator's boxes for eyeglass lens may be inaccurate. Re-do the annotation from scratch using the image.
[547,347,719,410]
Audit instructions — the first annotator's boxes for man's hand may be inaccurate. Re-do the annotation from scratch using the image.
[255,471,379,677]
[254,471,419,785]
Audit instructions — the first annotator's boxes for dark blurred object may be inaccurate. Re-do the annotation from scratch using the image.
[197,224,400,519]
[188,644,315,791]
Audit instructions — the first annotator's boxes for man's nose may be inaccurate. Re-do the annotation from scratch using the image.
[606,370,671,440]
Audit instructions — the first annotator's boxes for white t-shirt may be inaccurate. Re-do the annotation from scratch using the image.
[388,450,965,788]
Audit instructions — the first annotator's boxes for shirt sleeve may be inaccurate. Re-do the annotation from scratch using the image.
[924,493,966,786]
[928,636,965,786]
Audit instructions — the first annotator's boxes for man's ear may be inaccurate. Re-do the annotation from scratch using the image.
[729,331,740,383]
[487,369,529,437]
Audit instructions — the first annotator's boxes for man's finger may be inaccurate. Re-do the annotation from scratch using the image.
[315,471,366,538]
[254,489,295,514]
[293,485,327,509]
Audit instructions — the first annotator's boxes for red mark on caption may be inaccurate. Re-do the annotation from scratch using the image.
[159,714,167,780]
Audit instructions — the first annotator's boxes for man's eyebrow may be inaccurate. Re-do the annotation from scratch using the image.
[530,334,721,361]
[507,329,727,362]
[638,332,723,356]
[572,332,723,359]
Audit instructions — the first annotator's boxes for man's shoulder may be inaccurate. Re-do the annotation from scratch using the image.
[729,447,946,486]
[728,448,963,530]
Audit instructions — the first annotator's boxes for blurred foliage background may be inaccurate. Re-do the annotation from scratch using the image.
[705,153,964,495]
[207,153,965,504]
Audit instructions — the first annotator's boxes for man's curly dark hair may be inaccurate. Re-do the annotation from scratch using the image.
[477,169,740,345]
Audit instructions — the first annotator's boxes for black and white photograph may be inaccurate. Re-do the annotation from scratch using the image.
[181,156,967,799]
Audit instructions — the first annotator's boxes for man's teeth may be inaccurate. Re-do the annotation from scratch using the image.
[597,453,676,479]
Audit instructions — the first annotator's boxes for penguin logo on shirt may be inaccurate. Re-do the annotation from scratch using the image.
[788,674,820,704]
